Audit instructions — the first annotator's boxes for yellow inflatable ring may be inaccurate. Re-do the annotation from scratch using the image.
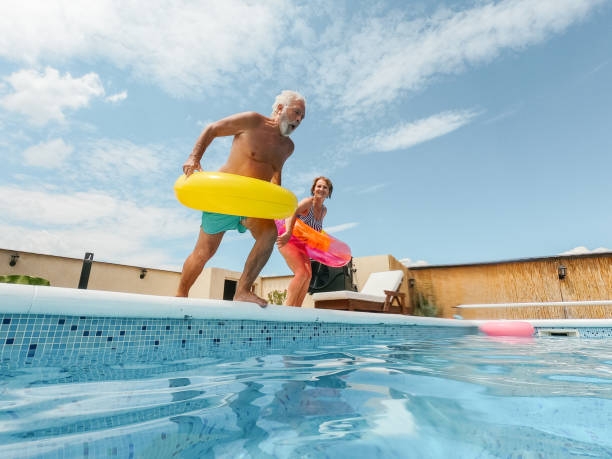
[174,171,297,219]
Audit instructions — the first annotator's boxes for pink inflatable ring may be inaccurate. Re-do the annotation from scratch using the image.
[479,321,535,337]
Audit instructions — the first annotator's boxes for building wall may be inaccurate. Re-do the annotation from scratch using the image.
[1,249,190,297]
[3,248,609,318]
[260,274,296,305]
[1,249,407,309]
[0,249,302,303]
[407,253,612,318]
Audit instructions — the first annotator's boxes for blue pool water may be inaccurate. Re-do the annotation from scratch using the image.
[2,333,612,458]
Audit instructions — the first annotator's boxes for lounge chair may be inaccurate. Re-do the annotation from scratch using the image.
[311,270,408,314]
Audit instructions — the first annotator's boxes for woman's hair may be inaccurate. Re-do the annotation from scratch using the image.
[271,90,306,115]
[311,176,333,198]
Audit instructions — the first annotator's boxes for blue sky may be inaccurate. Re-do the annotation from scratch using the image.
[1,0,611,276]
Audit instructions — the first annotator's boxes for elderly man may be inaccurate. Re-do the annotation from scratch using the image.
[176,90,306,306]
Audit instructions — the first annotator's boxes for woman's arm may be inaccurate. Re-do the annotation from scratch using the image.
[276,197,313,247]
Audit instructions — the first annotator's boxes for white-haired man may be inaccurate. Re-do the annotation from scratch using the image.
[177,90,306,306]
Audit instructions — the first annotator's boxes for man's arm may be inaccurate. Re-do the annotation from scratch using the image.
[183,111,263,176]
[269,137,295,186]
[270,170,282,186]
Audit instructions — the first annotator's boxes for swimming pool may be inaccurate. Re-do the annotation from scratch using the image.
[1,284,612,458]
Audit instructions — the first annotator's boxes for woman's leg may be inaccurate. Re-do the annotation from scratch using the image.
[279,243,312,306]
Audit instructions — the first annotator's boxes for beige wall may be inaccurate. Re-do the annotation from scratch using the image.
[0,248,291,302]
[351,254,394,287]
[0,249,407,308]
[407,253,612,318]
[1,249,183,296]
[6,248,607,318]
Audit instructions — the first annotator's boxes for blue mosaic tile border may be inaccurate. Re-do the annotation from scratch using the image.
[0,313,474,369]
[3,312,611,371]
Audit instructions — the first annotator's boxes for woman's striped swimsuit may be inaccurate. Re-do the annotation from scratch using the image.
[298,206,323,231]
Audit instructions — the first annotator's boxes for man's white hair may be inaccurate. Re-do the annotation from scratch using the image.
[271,90,305,116]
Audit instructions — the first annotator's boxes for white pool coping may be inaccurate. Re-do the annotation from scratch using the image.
[3,284,612,330]
[457,300,612,308]
[0,283,469,327]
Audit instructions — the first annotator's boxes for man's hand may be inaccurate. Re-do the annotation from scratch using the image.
[183,155,202,177]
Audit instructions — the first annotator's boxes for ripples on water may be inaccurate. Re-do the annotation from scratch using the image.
[1,336,612,458]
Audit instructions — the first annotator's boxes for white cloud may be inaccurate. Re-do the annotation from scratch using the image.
[312,0,604,118]
[483,104,522,125]
[559,246,611,256]
[22,138,74,168]
[0,186,192,235]
[400,258,429,267]
[0,186,118,225]
[81,139,164,181]
[11,137,177,207]
[355,110,478,153]
[105,91,127,103]
[0,67,104,125]
[355,184,387,195]
[0,0,289,97]
[0,222,185,270]
[325,222,358,234]
[0,186,195,267]
[0,1,113,63]
[0,0,601,115]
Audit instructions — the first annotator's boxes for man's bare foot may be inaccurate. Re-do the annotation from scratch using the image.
[234,291,268,308]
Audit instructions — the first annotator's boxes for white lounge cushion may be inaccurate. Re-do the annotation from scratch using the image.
[360,270,404,296]
[310,290,386,303]
[312,270,404,303]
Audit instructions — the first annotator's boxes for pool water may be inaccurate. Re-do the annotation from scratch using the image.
[1,335,611,458]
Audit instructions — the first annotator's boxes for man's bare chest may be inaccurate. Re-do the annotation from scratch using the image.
[234,132,288,162]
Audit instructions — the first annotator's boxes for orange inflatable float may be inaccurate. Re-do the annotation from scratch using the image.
[275,219,351,267]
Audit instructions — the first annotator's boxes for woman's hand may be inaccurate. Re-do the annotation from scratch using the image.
[276,230,292,248]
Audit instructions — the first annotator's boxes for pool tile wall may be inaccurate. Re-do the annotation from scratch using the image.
[0,313,474,369]
[2,285,612,373]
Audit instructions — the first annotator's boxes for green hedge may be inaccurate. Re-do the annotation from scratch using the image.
[0,275,50,286]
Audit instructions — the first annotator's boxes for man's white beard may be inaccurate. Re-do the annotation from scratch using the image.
[279,115,293,137]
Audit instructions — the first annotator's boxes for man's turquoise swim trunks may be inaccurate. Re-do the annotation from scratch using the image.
[201,211,248,234]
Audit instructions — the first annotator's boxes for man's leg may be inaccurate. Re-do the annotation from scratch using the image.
[234,218,277,307]
[176,228,224,297]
